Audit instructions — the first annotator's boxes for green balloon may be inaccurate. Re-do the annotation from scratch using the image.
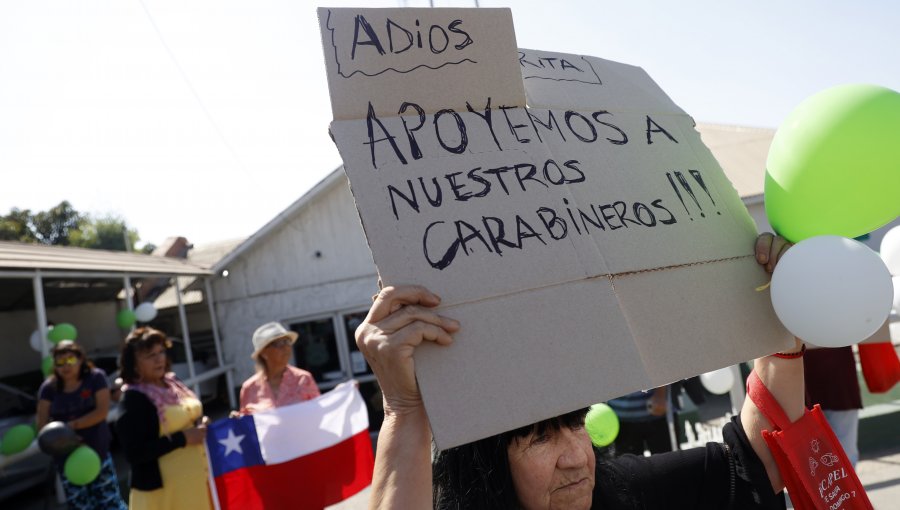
[42,356,53,377]
[765,84,900,242]
[64,446,101,486]
[116,309,136,330]
[1,423,36,455]
[585,403,619,448]
[47,323,78,344]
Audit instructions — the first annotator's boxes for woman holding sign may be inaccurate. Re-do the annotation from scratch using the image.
[355,234,812,509]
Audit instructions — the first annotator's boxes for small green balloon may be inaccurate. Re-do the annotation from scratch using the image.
[42,356,54,377]
[64,446,101,486]
[48,323,78,344]
[585,403,620,448]
[765,84,900,242]
[116,309,136,330]
[1,423,36,455]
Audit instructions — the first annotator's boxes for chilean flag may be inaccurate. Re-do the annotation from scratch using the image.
[206,382,374,510]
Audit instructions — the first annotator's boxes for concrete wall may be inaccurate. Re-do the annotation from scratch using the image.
[0,300,124,378]
[210,177,378,383]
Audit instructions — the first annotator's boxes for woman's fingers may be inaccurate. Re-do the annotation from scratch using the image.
[755,233,792,273]
[766,236,791,273]
[377,304,459,336]
[755,232,774,265]
[367,285,441,323]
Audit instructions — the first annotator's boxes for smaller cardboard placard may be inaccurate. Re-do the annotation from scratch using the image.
[318,7,525,120]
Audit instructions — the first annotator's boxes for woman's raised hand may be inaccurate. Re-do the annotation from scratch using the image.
[755,232,792,273]
[355,285,459,417]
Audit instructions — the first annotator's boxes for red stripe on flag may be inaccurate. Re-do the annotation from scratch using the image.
[214,429,374,510]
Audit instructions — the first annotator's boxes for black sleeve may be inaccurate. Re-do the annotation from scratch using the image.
[116,390,186,465]
[724,415,787,510]
[594,415,785,509]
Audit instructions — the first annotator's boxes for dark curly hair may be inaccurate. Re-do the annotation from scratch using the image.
[50,341,95,392]
[433,408,605,509]
[119,327,172,384]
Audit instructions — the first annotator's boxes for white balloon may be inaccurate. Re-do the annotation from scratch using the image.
[29,329,50,352]
[880,225,900,275]
[771,236,893,347]
[134,302,158,323]
[700,367,734,395]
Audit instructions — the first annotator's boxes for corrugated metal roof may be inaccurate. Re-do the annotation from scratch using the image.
[154,238,246,310]
[0,241,212,276]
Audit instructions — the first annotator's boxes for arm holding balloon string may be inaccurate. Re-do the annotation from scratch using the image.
[740,232,805,493]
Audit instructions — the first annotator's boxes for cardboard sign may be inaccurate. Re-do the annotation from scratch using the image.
[319,7,793,449]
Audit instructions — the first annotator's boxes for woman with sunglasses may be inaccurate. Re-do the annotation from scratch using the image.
[36,340,128,510]
[237,322,320,415]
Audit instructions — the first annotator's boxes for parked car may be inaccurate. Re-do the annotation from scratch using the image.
[0,383,52,502]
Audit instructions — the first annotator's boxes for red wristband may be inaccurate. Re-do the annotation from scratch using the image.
[771,344,806,359]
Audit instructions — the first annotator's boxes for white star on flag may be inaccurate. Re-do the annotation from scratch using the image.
[219,428,246,456]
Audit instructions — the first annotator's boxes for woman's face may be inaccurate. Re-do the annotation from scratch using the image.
[261,337,293,374]
[54,353,82,381]
[508,423,596,510]
[135,343,167,383]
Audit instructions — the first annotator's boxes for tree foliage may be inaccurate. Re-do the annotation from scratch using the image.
[0,201,142,252]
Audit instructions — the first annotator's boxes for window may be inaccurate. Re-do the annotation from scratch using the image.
[290,318,342,384]
[342,312,372,376]
[288,309,382,430]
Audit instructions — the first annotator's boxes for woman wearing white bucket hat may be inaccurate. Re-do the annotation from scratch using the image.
[237,322,320,415]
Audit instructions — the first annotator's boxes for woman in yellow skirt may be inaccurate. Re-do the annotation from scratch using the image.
[116,327,212,510]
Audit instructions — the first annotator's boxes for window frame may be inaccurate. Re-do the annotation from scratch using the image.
[285,306,376,391]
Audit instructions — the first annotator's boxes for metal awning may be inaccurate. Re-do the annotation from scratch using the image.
[0,241,212,277]
[0,241,235,411]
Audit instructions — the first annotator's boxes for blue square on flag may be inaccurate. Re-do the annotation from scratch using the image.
[207,415,264,477]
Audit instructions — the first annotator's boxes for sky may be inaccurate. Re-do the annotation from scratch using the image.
[1,0,898,247]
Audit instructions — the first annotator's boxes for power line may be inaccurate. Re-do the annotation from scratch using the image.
[135,0,254,179]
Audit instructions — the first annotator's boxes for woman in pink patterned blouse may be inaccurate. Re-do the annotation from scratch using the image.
[238,322,321,415]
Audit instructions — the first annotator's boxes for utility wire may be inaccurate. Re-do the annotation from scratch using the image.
[136,0,254,179]
[135,1,321,248]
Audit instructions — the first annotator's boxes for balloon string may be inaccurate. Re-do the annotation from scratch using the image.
[755,281,771,292]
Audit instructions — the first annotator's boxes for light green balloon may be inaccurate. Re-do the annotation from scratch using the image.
[585,403,619,448]
[64,446,101,486]
[1,423,35,455]
[765,84,900,242]
[116,309,136,330]
[48,323,78,344]
[42,356,54,377]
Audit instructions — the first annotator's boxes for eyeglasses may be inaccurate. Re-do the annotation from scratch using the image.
[54,356,79,367]
[266,338,292,349]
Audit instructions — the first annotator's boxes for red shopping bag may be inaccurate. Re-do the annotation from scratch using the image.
[747,371,872,510]
[858,342,900,393]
